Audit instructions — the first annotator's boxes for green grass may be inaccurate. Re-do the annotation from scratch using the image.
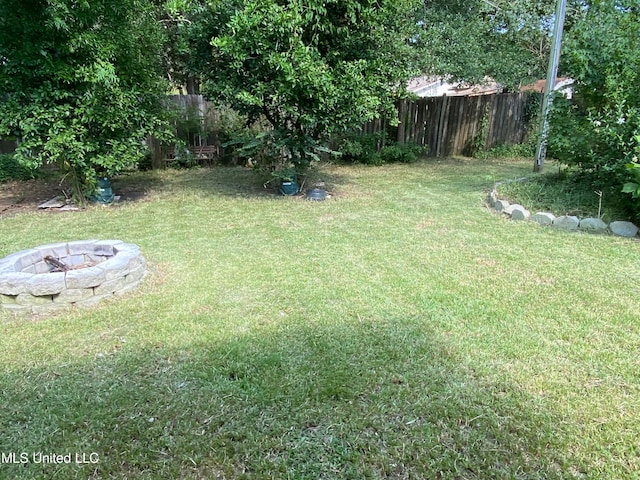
[496,162,633,222]
[1,158,639,479]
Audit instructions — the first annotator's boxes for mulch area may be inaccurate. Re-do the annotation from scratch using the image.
[0,177,151,218]
[0,179,65,217]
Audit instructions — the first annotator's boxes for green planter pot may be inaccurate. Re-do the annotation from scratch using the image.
[91,177,115,204]
[279,178,299,196]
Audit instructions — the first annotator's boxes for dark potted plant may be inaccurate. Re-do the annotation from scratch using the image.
[274,166,299,195]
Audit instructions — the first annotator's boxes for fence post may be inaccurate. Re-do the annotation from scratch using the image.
[397,100,407,144]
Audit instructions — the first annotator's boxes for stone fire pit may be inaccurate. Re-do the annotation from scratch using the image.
[0,240,147,315]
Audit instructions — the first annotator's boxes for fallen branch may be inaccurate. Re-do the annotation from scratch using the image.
[44,255,70,272]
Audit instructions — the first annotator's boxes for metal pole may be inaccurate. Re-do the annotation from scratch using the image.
[534,0,567,172]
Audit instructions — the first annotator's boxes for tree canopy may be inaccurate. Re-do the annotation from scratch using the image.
[196,0,424,173]
[0,0,171,197]
[416,0,589,88]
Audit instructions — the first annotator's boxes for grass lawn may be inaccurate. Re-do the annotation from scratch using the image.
[1,158,639,479]
[495,162,634,223]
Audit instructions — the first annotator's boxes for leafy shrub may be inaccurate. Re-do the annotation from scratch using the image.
[379,144,423,164]
[225,128,334,176]
[546,5,640,217]
[622,161,640,215]
[0,154,37,182]
[337,132,425,165]
[337,133,383,164]
[477,141,537,160]
[166,142,200,170]
[498,167,631,222]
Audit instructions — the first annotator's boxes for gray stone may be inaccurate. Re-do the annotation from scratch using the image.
[0,272,33,295]
[1,304,32,315]
[487,190,498,207]
[93,277,127,296]
[532,212,556,226]
[67,240,99,255]
[64,254,86,266]
[494,199,510,213]
[579,217,608,233]
[503,204,518,215]
[16,250,44,271]
[34,261,52,274]
[58,205,80,211]
[52,288,95,303]
[553,215,580,231]
[125,265,147,284]
[38,197,66,209]
[609,221,639,238]
[92,245,115,256]
[1,239,146,313]
[509,206,531,221]
[25,272,66,296]
[114,280,141,296]
[128,255,146,271]
[95,240,124,248]
[504,204,529,219]
[65,266,107,289]
[101,255,131,281]
[0,251,30,273]
[16,293,53,306]
[34,243,69,258]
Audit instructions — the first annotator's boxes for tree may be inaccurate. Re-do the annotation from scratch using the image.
[546,1,640,201]
[199,0,424,174]
[0,0,172,199]
[417,0,587,88]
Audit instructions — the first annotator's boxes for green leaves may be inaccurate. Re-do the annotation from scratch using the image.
[203,0,422,174]
[546,1,640,217]
[416,0,592,88]
[623,162,640,199]
[0,0,171,199]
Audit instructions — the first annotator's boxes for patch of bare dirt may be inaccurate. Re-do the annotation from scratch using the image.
[0,175,159,218]
[0,178,64,217]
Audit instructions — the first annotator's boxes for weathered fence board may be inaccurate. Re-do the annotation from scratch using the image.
[379,93,538,157]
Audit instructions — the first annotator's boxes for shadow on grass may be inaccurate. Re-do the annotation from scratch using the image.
[0,316,572,480]
[112,164,355,202]
[109,158,533,204]
[109,171,168,203]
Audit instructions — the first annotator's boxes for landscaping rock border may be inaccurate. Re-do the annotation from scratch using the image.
[0,240,147,315]
[488,181,639,238]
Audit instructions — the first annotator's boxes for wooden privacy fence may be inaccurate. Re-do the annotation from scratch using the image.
[367,93,540,157]
[1,93,539,164]
[155,94,223,167]
[157,93,538,164]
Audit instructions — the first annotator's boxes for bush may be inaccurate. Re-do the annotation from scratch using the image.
[337,133,383,165]
[0,154,37,182]
[546,5,640,217]
[337,133,425,165]
[379,144,423,164]
[477,141,537,160]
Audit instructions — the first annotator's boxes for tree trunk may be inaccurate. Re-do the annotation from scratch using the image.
[186,77,200,95]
